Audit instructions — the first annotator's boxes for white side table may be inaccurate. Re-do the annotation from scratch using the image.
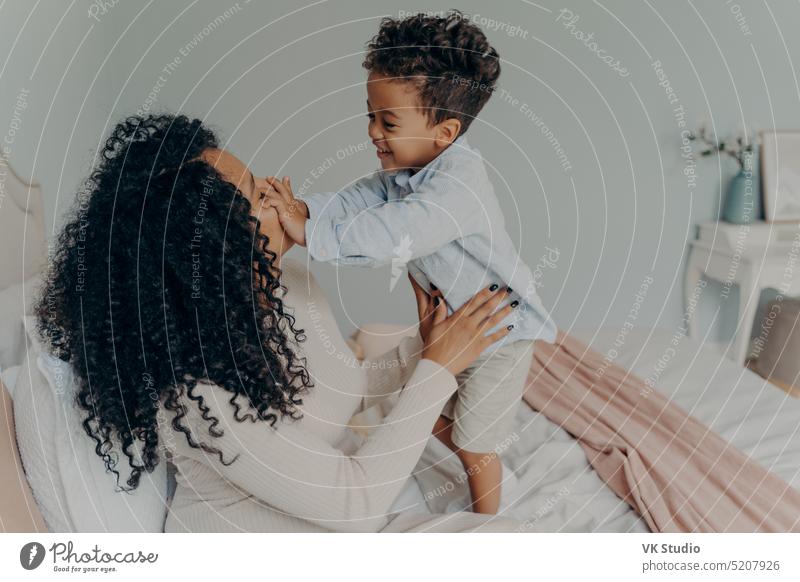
[685,239,800,365]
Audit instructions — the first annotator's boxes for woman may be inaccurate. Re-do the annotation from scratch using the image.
[35,114,523,532]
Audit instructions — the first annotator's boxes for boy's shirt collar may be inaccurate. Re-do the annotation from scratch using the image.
[389,134,471,191]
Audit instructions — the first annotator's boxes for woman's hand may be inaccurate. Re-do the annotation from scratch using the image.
[409,274,443,344]
[410,275,514,376]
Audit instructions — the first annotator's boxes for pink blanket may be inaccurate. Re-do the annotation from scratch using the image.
[524,331,800,532]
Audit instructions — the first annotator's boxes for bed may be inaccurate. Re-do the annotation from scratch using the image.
[352,323,800,532]
[2,153,798,532]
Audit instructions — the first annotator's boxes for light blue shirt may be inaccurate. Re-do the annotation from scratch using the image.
[301,135,558,348]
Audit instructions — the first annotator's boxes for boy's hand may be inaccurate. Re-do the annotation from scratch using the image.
[258,175,309,246]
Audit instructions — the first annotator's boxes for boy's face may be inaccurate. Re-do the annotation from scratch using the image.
[366,72,441,172]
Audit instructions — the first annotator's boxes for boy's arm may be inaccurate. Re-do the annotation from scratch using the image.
[306,170,479,267]
[299,171,387,227]
[261,172,387,249]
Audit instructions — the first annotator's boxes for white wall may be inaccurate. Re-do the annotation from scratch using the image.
[3,0,799,342]
[0,0,112,234]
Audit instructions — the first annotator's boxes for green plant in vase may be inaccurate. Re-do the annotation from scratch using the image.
[688,126,759,224]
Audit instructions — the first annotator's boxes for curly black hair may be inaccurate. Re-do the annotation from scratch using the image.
[34,113,312,491]
[362,10,501,135]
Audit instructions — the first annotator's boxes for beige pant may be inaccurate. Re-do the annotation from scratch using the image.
[440,339,534,453]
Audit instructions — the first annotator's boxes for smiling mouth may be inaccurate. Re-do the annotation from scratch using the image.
[376,146,392,158]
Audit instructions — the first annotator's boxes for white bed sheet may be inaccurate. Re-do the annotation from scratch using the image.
[389,326,800,532]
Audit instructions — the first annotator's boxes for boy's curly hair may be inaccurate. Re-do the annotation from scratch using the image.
[362,10,500,136]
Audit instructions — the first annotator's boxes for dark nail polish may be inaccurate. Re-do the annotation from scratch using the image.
[506,287,514,294]
[489,284,499,292]
[507,324,514,330]
[511,300,519,308]
[434,296,440,306]
[430,283,438,291]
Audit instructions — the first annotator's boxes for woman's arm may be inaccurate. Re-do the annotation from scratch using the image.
[357,333,423,414]
[172,283,514,532]
[177,359,456,533]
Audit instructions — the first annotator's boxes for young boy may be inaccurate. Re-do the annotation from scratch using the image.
[263,11,557,514]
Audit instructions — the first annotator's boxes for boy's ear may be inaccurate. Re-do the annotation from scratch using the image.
[434,118,462,148]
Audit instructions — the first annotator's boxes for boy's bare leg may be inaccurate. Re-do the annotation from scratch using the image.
[432,415,502,514]
[458,448,502,514]
[432,414,458,450]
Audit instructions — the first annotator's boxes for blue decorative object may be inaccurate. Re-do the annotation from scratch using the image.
[722,165,761,224]
[689,126,760,224]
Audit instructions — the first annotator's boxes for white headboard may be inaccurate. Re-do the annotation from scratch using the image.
[0,153,46,290]
[1,153,48,532]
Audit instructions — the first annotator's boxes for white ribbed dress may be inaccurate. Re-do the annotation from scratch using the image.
[163,259,521,532]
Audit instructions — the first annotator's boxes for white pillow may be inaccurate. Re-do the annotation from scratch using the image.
[0,275,42,371]
[1,365,21,395]
[13,316,169,532]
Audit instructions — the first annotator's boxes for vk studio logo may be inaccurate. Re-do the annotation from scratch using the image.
[20,542,46,570]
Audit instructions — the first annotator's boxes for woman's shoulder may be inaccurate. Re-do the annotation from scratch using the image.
[163,381,246,435]
[278,257,306,280]
[280,258,320,293]
[161,380,283,456]
[279,258,330,311]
